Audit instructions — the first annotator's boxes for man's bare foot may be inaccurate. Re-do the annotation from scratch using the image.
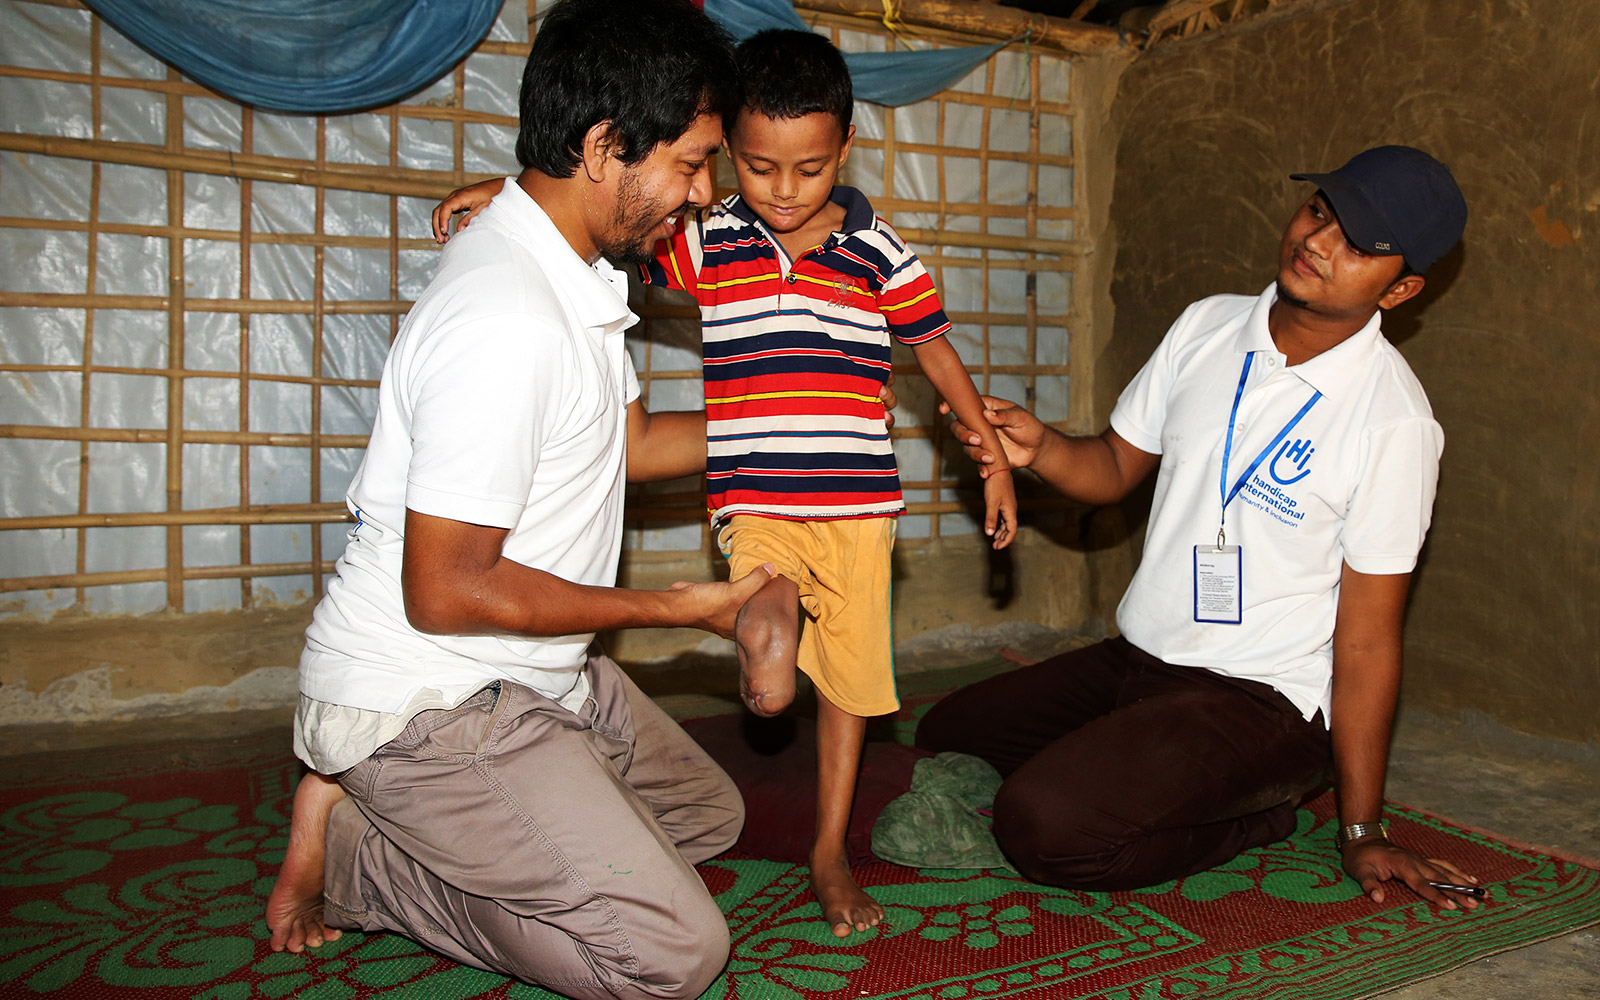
[734,575,800,717]
[810,849,884,937]
[266,772,347,953]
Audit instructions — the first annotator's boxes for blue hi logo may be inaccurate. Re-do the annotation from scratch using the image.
[1269,437,1314,485]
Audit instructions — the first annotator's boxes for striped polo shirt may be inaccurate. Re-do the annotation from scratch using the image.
[644,187,952,525]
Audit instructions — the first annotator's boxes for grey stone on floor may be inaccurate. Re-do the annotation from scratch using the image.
[891,621,1090,674]
[1374,709,1600,999]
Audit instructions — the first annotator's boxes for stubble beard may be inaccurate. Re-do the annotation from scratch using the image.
[600,168,676,265]
[1275,278,1311,312]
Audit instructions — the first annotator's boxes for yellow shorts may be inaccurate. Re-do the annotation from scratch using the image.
[717,515,898,717]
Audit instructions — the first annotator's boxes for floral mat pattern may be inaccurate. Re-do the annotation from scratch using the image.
[3,660,1598,1000]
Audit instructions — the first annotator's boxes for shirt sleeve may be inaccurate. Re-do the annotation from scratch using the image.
[623,348,640,405]
[404,317,575,529]
[640,214,699,293]
[877,246,952,345]
[1339,416,1444,574]
[1108,302,1205,456]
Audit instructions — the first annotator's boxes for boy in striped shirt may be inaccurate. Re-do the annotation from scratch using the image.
[437,29,1016,939]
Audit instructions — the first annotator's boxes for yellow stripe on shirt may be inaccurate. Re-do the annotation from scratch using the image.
[705,389,884,405]
[697,272,778,292]
[876,287,936,312]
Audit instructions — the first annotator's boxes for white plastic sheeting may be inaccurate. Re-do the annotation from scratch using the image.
[0,0,1074,619]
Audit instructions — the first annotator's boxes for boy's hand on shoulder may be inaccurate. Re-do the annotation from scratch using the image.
[431,177,505,243]
[984,468,1017,549]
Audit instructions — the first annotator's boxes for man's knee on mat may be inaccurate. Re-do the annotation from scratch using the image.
[633,912,731,1000]
[991,779,1142,891]
[695,785,745,862]
[494,895,729,1000]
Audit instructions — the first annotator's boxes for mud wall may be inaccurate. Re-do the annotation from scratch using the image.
[0,536,1096,726]
[1101,0,1598,741]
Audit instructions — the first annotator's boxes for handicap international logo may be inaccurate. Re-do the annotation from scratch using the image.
[1269,437,1314,485]
[1242,437,1314,525]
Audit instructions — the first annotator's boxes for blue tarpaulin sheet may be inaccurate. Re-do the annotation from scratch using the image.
[82,0,501,113]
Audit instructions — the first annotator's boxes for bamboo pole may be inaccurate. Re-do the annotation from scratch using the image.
[0,216,432,251]
[78,20,102,609]
[0,504,354,533]
[790,0,1128,55]
[1024,51,1042,413]
[239,104,257,609]
[0,213,1078,255]
[850,137,1074,168]
[0,134,460,199]
[0,366,379,392]
[0,62,524,127]
[1146,0,1231,35]
[0,560,340,595]
[307,127,327,600]
[163,64,186,611]
[0,137,1081,256]
[0,291,412,315]
[1067,33,1097,435]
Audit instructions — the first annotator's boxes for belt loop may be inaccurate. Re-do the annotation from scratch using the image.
[475,680,509,756]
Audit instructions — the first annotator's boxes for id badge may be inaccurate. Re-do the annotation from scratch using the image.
[1193,544,1242,624]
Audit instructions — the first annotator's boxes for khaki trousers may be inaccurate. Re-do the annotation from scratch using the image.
[323,654,743,1000]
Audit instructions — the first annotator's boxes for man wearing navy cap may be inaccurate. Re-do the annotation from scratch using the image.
[922,146,1480,908]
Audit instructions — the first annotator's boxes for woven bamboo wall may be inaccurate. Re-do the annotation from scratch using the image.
[0,0,1088,620]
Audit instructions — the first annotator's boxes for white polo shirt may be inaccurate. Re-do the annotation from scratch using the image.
[1111,285,1443,723]
[298,180,640,719]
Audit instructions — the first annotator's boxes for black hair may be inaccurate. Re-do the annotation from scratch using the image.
[732,29,853,134]
[516,0,738,177]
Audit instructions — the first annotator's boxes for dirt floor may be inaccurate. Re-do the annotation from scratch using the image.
[2,631,1595,998]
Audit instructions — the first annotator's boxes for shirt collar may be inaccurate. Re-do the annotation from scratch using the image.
[485,178,636,336]
[724,185,876,235]
[1233,283,1384,397]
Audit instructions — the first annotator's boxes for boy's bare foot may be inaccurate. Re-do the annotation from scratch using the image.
[266,772,347,953]
[810,848,884,937]
[734,575,800,717]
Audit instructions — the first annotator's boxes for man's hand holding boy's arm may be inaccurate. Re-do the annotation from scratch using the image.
[432,177,507,242]
[911,337,1015,548]
[944,396,1157,507]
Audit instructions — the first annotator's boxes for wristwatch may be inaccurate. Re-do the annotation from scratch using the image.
[1335,821,1389,849]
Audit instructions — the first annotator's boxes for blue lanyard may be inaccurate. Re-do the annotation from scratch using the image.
[1218,353,1322,544]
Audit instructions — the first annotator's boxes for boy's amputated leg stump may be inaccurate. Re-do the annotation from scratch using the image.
[266,771,347,953]
[734,573,801,717]
[812,690,884,937]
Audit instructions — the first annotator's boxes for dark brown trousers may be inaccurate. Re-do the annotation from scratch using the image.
[915,636,1332,891]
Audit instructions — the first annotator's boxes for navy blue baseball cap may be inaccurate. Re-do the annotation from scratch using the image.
[1291,145,1466,273]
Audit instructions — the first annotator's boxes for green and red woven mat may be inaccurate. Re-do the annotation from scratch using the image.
[2,660,1597,999]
